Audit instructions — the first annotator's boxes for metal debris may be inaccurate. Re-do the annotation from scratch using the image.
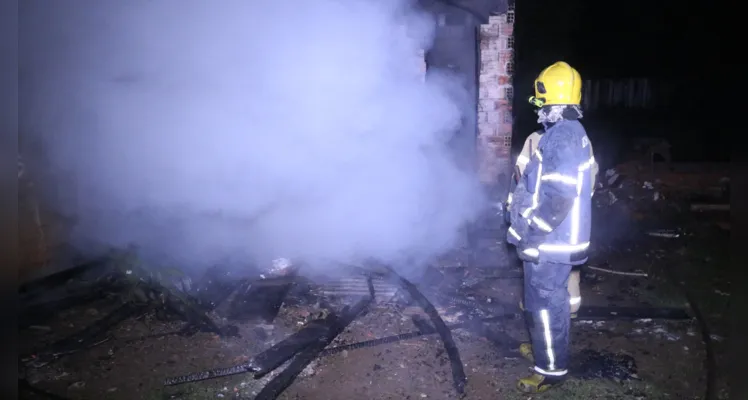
[647,230,680,238]
[319,276,398,302]
[587,265,648,278]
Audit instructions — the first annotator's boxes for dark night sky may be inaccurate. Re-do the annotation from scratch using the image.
[516,0,719,79]
[512,0,724,162]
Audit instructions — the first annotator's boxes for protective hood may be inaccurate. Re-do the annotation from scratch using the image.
[537,105,583,130]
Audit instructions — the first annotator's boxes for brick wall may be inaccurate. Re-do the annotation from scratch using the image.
[477,11,514,186]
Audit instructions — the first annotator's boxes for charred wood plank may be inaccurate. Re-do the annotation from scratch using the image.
[190,267,244,311]
[228,275,297,323]
[19,278,127,328]
[143,280,229,336]
[254,295,373,400]
[162,314,336,386]
[22,302,147,368]
[112,252,230,336]
[19,257,112,297]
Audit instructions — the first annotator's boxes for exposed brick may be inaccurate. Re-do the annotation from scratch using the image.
[479,76,499,88]
[480,50,499,62]
[477,112,487,124]
[478,99,498,112]
[478,125,499,138]
[479,87,501,100]
[480,25,499,37]
[486,111,500,125]
[488,15,505,25]
[477,13,514,185]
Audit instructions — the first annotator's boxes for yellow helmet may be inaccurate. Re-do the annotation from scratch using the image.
[528,61,582,108]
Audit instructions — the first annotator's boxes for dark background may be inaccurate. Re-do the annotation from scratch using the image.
[513,0,724,166]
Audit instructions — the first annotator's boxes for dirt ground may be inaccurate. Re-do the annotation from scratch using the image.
[19,169,730,400]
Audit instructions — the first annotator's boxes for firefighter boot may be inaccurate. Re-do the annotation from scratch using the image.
[518,343,534,362]
[518,310,535,362]
[517,371,567,393]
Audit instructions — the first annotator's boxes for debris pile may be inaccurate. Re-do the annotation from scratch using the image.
[598,159,728,203]
[19,248,706,399]
[20,256,483,399]
[593,159,729,237]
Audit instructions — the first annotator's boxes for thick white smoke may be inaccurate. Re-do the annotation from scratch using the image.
[21,0,484,274]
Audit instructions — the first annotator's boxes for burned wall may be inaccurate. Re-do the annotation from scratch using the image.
[420,0,514,181]
[426,10,480,171]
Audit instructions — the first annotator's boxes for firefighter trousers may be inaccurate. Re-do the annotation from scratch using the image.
[522,260,572,376]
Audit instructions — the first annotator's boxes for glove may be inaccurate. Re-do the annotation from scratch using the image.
[516,228,545,263]
[517,247,538,263]
[506,216,528,246]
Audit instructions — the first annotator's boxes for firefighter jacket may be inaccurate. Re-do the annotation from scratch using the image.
[506,120,595,265]
[507,131,598,210]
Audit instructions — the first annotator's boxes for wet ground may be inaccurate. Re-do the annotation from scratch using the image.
[19,173,730,400]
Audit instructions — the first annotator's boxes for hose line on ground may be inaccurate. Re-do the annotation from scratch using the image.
[385,267,467,395]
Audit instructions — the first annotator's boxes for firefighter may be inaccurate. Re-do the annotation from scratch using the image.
[506,128,598,316]
[506,61,595,393]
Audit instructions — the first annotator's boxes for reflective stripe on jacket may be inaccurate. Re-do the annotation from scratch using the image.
[507,130,598,207]
[508,120,594,265]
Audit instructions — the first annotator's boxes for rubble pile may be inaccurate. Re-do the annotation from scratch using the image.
[19,255,485,399]
[594,160,729,228]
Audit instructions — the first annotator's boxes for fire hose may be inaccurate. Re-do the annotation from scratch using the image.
[163,314,516,387]
[385,266,467,395]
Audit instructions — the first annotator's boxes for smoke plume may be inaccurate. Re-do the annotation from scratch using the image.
[20,0,484,274]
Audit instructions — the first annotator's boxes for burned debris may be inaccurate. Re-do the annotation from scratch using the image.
[17,154,728,398]
[20,245,711,400]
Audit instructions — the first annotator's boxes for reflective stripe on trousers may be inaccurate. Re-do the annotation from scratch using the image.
[523,261,571,375]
